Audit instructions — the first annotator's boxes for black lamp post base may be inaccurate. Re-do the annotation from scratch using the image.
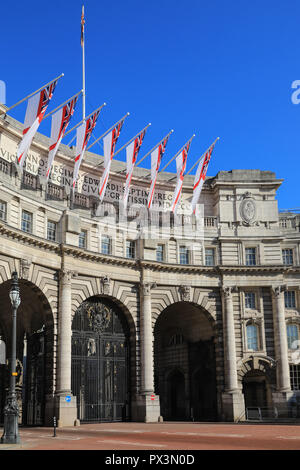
[1,399,21,445]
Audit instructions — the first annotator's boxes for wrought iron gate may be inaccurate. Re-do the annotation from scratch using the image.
[25,329,46,425]
[71,298,130,423]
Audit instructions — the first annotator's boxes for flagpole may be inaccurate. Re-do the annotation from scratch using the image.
[44,90,83,119]
[63,103,106,137]
[81,5,86,121]
[185,137,219,176]
[159,134,195,173]
[135,129,174,167]
[86,112,130,151]
[0,73,64,116]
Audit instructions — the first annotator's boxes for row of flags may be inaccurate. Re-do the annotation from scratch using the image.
[7,4,219,214]
[13,74,217,214]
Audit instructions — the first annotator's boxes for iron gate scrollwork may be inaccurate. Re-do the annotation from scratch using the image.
[71,298,130,423]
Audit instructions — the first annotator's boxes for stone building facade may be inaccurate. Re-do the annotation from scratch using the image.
[0,105,299,426]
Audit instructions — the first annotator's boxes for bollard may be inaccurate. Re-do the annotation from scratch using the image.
[53,416,57,437]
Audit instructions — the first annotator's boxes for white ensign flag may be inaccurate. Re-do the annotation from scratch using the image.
[170,141,191,213]
[17,79,58,170]
[147,136,170,209]
[123,130,146,209]
[98,119,125,201]
[46,95,78,180]
[191,145,215,214]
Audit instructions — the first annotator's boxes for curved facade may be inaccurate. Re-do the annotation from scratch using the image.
[0,105,300,426]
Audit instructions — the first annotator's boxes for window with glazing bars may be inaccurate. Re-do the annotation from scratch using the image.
[156,244,164,262]
[0,201,7,221]
[21,210,33,233]
[282,249,293,265]
[79,230,87,249]
[245,292,256,309]
[179,246,189,265]
[101,235,111,255]
[285,291,296,309]
[126,240,135,259]
[205,248,215,266]
[245,247,256,266]
[47,220,57,241]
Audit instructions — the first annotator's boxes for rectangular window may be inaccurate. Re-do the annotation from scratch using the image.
[282,249,293,265]
[101,235,111,255]
[205,248,215,266]
[245,247,256,266]
[179,246,189,265]
[285,291,296,309]
[79,230,87,249]
[21,210,33,233]
[47,220,57,241]
[290,365,300,391]
[0,201,7,221]
[126,240,135,259]
[246,324,259,351]
[245,292,256,309]
[156,244,164,262]
[287,324,299,349]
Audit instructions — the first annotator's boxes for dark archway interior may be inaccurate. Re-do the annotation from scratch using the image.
[0,279,54,425]
[154,302,217,421]
[242,370,269,409]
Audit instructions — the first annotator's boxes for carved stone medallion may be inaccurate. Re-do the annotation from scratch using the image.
[239,192,257,226]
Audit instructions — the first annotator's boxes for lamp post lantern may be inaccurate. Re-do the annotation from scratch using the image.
[1,272,21,444]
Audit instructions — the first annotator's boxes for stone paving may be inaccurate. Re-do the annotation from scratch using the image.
[0,421,300,451]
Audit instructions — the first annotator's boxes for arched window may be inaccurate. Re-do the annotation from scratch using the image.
[246,323,259,351]
[286,323,299,350]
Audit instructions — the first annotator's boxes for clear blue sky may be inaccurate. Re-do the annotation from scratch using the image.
[1,0,300,209]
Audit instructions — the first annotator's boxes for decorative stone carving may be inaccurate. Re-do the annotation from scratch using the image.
[100,276,111,295]
[58,269,77,284]
[221,285,237,298]
[272,285,287,297]
[140,282,156,296]
[239,192,257,226]
[20,258,31,280]
[86,302,111,334]
[179,285,191,302]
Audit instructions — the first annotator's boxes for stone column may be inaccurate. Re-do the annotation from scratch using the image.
[55,269,77,427]
[272,285,291,392]
[221,285,245,421]
[140,283,155,395]
[222,286,239,392]
[132,282,161,422]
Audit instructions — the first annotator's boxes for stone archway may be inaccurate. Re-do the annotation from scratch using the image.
[0,278,54,426]
[154,301,217,421]
[71,296,132,423]
[238,356,276,414]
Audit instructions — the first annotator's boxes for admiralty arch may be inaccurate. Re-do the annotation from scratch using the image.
[0,105,300,426]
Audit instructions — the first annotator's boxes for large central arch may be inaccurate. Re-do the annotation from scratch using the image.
[71,296,132,423]
[154,301,218,421]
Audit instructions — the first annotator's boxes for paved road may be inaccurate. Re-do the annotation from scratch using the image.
[1,422,300,451]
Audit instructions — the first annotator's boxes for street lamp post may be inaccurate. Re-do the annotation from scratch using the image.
[1,272,21,444]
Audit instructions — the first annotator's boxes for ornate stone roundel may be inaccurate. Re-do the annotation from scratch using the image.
[239,193,257,225]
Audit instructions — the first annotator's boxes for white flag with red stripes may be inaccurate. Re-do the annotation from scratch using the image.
[72,109,100,188]
[191,144,215,214]
[17,79,59,170]
[147,136,170,209]
[98,118,125,202]
[123,129,146,209]
[170,141,191,213]
[46,95,79,180]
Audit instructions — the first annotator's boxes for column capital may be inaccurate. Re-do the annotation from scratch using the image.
[271,285,287,297]
[140,282,157,296]
[221,285,237,298]
[58,269,78,284]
